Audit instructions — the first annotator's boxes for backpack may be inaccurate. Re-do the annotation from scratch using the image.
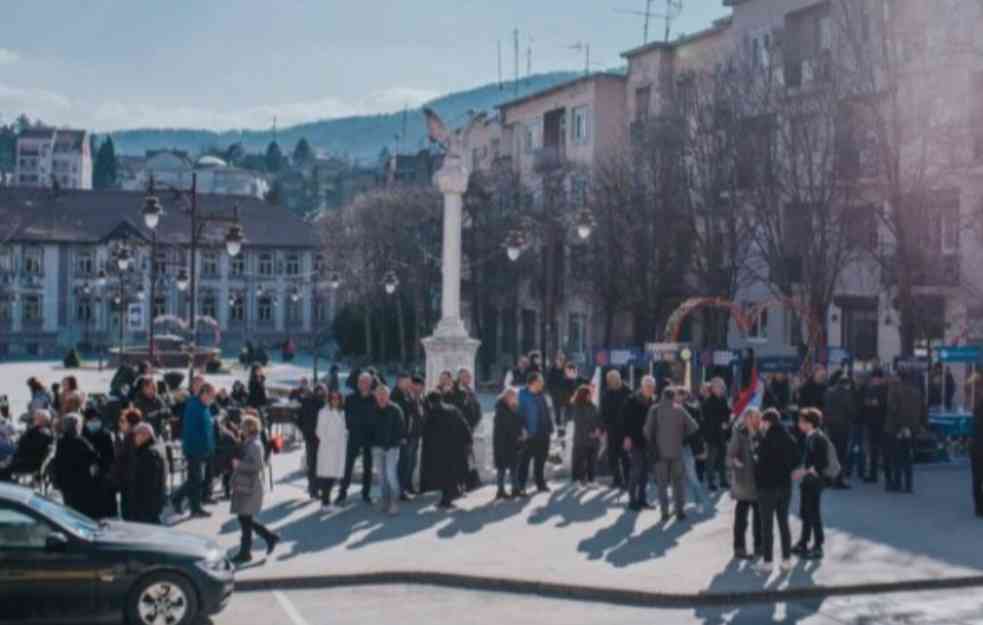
[817,431,841,481]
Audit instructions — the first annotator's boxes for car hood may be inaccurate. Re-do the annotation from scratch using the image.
[94,521,220,559]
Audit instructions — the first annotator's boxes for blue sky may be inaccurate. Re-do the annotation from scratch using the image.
[0,1,729,131]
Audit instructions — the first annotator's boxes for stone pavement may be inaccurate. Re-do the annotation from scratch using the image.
[171,448,983,604]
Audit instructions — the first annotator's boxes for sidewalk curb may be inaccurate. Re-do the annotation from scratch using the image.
[235,571,983,607]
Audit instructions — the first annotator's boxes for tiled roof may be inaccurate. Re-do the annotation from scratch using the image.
[496,72,627,112]
[0,187,319,249]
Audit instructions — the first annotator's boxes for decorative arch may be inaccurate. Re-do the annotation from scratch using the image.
[664,297,752,344]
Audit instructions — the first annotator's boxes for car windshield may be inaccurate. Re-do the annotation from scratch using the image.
[28,494,100,540]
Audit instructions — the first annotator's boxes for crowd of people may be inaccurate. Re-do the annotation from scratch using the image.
[1,349,981,573]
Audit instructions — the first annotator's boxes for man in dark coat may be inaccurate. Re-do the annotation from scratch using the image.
[132,376,170,436]
[338,372,377,504]
[129,423,166,525]
[823,376,856,489]
[420,393,472,507]
[297,384,324,499]
[493,388,522,498]
[53,414,101,518]
[83,407,118,519]
[798,367,828,411]
[622,376,657,510]
[0,409,54,482]
[393,373,424,498]
[860,370,888,483]
[601,369,632,489]
[516,373,554,494]
[701,378,732,491]
[453,369,483,431]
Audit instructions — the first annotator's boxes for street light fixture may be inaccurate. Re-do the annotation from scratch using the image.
[225,224,244,257]
[327,271,342,290]
[143,194,163,230]
[96,270,107,288]
[116,247,132,271]
[575,208,595,241]
[383,270,399,295]
[176,269,189,292]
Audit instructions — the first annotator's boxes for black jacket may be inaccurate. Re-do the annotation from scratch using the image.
[374,403,405,449]
[450,385,483,431]
[493,398,522,469]
[420,401,472,493]
[247,377,268,409]
[601,385,632,436]
[345,392,378,444]
[83,427,116,475]
[392,388,424,439]
[801,431,830,488]
[622,392,655,449]
[700,395,730,446]
[754,424,799,491]
[823,383,857,432]
[53,434,100,516]
[12,426,54,473]
[799,381,827,410]
[297,395,323,439]
[860,383,888,429]
[133,393,170,433]
[130,441,166,524]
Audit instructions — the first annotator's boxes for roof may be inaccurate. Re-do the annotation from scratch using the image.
[621,16,733,59]
[0,187,319,249]
[17,128,56,140]
[496,72,627,112]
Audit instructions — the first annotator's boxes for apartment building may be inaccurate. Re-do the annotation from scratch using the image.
[15,128,92,190]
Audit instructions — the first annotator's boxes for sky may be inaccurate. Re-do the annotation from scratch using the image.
[0,1,729,132]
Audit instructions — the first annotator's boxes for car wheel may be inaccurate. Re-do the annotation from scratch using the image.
[126,572,199,625]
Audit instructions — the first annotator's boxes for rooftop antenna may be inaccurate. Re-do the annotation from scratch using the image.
[497,39,504,90]
[569,42,591,76]
[526,35,533,82]
[615,0,682,44]
[513,28,520,96]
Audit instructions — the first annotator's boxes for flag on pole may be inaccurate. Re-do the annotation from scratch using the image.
[590,366,601,407]
[732,366,764,418]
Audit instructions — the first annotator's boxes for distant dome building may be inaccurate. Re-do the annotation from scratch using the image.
[196,155,228,169]
[122,151,267,199]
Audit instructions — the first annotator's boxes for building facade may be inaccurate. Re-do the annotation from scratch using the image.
[120,151,269,199]
[15,128,92,190]
[0,187,324,357]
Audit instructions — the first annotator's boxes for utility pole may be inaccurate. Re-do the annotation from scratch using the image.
[526,35,533,80]
[513,28,520,96]
[644,0,654,44]
[497,39,503,90]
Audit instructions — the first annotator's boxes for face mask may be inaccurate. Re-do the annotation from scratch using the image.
[86,421,102,433]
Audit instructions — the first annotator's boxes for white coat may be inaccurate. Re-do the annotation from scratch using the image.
[315,406,347,479]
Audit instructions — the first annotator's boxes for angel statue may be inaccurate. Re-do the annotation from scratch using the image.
[423,107,487,176]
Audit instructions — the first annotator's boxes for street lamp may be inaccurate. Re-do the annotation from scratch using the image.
[96,270,107,288]
[505,229,526,262]
[143,193,163,230]
[327,271,341,290]
[383,270,399,295]
[575,208,595,241]
[225,224,244,257]
[176,268,189,292]
[115,247,132,272]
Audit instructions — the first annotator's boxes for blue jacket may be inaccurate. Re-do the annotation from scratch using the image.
[182,395,215,459]
[518,388,553,440]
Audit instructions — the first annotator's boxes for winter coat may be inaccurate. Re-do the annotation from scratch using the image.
[11,425,54,474]
[861,383,888,430]
[726,423,758,501]
[344,392,377,445]
[53,434,101,517]
[315,406,347,479]
[798,381,827,410]
[885,382,924,436]
[129,440,166,524]
[601,385,632,439]
[297,395,323,440]
[753,424,799,491]
[571,402,602,449]
[420,401,472,494]
[181,396,215,459]
[622,392,656,450]
[230,435,265,516]
[823,383,857,434]
[374,403,405,450]
[700,395,731,446]
[452,385,483,431]
[133,393,170,434]
[492,398,522,470]
[518,388,553,441]
[644,400,699,461]
[247,376,268,410]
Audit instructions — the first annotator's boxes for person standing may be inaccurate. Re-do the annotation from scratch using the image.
[83,408,118,519]
[297,383,325,499]
[133,376,169,436]
[315,391,347,508]
[972,377,983,517]
[338,372,377,504]
[822,376,855,489]
[422,392,473,508]
[884,374,922,493]
[517,373,554,495]
[0,409,54,482]
[52,413,101,518]
[798,367,828,411]
[793,408,829,560]
[570,385,602,485]
[601,370,632,490]
[247,365,269,411]
[129,423,166,525]
[701,378,731,492]
[861,370,888,483]
[373,385,405,516]
[493,387,522,499]
[754,409,799,573]
[727,408,762,558]
[392,373,421,499]
[172,383,217,518]
[677,388,709,514]
[231,415,280,564]
[647,387,701,520]
[623,376,657,511]
[454,369,483,432]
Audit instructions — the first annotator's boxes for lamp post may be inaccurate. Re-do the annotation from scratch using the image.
[143,181,163,364]
[312,270,342,384]
[103,244,134,363]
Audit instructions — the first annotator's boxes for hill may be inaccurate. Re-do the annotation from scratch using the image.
[107,71,584,163]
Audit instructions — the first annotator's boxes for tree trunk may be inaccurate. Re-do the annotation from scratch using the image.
[363,302,373,360]
[396,295,407,365]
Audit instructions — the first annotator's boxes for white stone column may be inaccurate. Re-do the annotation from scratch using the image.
[422,162,480,390]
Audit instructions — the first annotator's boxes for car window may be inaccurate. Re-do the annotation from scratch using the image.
[0,506,55,549]
[27,495,98,539]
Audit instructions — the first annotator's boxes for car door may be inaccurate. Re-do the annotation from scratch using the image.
[0,503,100,624]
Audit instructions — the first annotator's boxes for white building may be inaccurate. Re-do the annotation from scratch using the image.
[121,151,268,198]
[15,128,92,190]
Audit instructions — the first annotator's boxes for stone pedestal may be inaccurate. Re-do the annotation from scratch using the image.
[423,160,481,390]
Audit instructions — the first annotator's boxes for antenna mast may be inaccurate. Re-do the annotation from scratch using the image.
[513,28,520,96]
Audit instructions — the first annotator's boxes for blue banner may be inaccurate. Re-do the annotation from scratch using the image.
[935,346,980,363]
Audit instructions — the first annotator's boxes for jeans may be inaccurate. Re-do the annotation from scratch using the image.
[846,424,865,478]
[238,514,276,555]
[398,437,420,494]
[173,456,207,513]
[374,447,401,505]
[606,432,630,487]
[304,436,319,495]
[654,458,686,515]
[682,447,708,508]
[705,442,727,488]
[734,500,761,553]
[340,436,373,499]
[628,447,649,505]
[889,436,913,492]
[572,443,597,482]
[757,488,791,563]
[497,466,518,494]
[865,424,884,480]
[799,480,824,548]
[518,437,549,491]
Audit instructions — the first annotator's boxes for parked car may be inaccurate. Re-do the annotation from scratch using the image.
[0,482,234,625]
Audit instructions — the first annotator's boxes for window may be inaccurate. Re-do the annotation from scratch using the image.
[736,115,775,189]
[200,295,217,320]
[230,254,245,277]
[524,120,542,154]
[23,247,43,275]
[0,301,11,322]
[784,309,803,347]
[0,506,54,549]
[750,31,771,70]
[153,296,166,319]
[22,294,41,323]
[285,253,300,276]
[567,312,586,355]
[287,298,302,324]
[746,304,769,340]
[840,300,879,360]
[635,86,651,122]
[154,251,168,275]
[846,205,879,250]
[783,203,812,252]
[313,254,324,274]
[258,296,273,323]
[314,298,330,323]
[258,252,273,276]
[0,249,13,273]
[521,308,536,354]
[230,296,245,322]
[76,298,93,322]
[784,2,832,87]
[201,252,219,278]
[572,106,591,145]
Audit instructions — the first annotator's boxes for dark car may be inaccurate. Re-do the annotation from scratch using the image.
[0,482,234,625]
